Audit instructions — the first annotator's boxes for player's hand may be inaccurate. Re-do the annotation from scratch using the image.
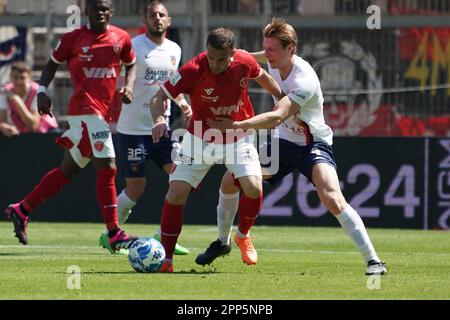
[152,121,169,143]
[180,101,192,126]
[0,87,16,98]
[0,124,20,138]
[37,92,54,117]
[206,117,237,132]
[119,86,134,104]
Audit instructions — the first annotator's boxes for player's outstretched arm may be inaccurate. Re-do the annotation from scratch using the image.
[150,88,170,143]
[250,51,267,64]
[207,96,298,131]
[37,59,59,117]
[253,68,284,100]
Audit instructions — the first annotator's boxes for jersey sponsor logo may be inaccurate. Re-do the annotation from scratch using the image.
[91,131,110,140]
[94,141,104,152]
[83,67,117,79]
[145,69,172,84]
[81,46,90,53]
[209,100,243,116]
[169,71,181,86]
[204,88,214,95]
[78,46,93,62]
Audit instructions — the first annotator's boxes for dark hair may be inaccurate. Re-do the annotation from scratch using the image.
[143,0,166,16]
[11,61,31,74]
[206,28,235,51]
[86,0,114,9]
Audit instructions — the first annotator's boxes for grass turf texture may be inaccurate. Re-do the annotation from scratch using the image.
[0,222,449,300]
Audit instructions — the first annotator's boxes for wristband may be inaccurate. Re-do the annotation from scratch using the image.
[37,86,47,94]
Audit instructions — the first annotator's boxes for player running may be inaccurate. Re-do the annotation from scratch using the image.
[151,27,283,272]
[98,0,191,255]
[202,18,387,276]
[4,0,138,252]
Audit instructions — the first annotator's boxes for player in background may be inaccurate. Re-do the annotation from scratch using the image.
[98,0,191,255]
[4,0,138,252]
[203,18,387,276]
[151,27,283,272]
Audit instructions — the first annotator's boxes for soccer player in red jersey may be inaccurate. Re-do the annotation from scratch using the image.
[151,28,283,272]
[4,0,138,252]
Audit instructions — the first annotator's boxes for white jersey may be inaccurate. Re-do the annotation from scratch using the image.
[268,55,333,146]
[117,34,182,135]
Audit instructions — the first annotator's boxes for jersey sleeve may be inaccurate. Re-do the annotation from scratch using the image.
[241,50,261,79]
[287,76,316,108]
[120,34,136,66]
[51,32,74,64]
[161,58,198,100]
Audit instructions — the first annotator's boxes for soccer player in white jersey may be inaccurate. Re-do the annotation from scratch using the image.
[98,1,192,255]
[201,18,387,276]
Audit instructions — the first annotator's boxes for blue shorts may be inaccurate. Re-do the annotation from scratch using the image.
[117,133,173,178]
[262,138,337,186]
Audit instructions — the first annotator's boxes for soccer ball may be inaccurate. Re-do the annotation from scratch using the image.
[128,238,165,273]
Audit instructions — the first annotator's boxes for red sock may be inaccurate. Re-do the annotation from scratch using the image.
[22,168,71,212]
[238,192,263,235]
[160,200,184,260]
[97,168,119,232]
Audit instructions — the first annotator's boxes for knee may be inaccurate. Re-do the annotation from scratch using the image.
[126,183,146,202]
[241,182,263,199]
[220,172,240,194]
[317,189,347,215]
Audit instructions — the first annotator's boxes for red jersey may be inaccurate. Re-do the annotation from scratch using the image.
[52,25,135,118]
[161,49,261,140]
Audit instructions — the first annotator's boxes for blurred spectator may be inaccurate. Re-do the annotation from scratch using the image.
[0,61,59,138]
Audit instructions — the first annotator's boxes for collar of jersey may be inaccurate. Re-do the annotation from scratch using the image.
[86,23,110,31]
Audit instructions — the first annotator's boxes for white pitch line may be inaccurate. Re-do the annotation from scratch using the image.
[0,245,449,257]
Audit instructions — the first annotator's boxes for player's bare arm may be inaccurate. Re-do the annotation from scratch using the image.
[119,63,136,104]
[37,59,59,117]
[253,68,284,100]
[250,50,267,64]
[207,96,298,131]
[174,94,192,123]
[150,88,170,143]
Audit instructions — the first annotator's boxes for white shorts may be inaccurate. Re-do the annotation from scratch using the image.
[56,115,115,168]
[169,132,261,188]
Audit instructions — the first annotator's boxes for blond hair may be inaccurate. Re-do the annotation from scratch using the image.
[264,18,298,54]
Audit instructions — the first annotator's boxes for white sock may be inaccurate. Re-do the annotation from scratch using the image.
[335,205,380,264]
[117,189,136,226]
[217,189,240,245]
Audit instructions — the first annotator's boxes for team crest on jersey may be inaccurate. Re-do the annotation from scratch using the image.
[170,56,176,66]
[94,141,105,152]
[113,44,122,55]
[240,77,248,88]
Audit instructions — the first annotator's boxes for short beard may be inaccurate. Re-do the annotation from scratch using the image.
[147,28,165,37]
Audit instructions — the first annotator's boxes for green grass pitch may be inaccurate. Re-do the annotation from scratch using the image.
[0,222,449,300]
